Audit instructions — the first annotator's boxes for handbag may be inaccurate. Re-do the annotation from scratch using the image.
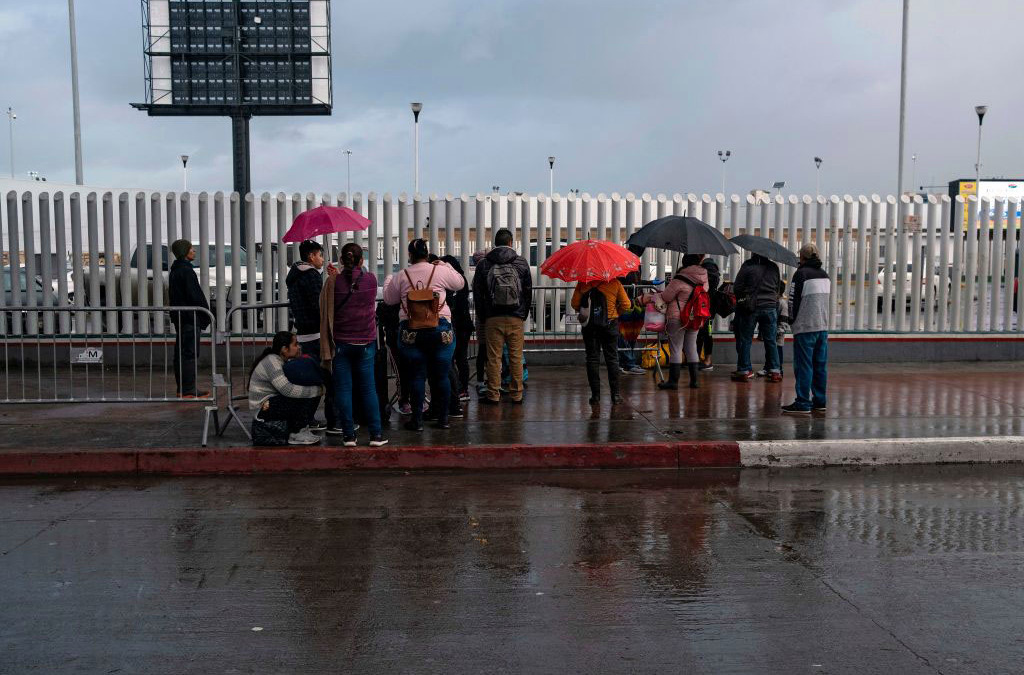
[643,302,666,333]
[251,415,290,446]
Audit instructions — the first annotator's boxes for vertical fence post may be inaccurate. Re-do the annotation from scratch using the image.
[475,194,487,259]
[213,193,226,334]
[974,197,990,332]
[382,193,394,282]
[6,192,22,336]
[20,192,39,336]
[727,196,741,280]
[229,193,242,335]
[275,194,289,328]
[428,194,440,256]
[165,193,178,253]
[1000,198,1017,332]
[0,193,8,337]
[180,192,192,242]
[150,194,165,333]
[367,192,379,277]
[907,196,924,332]
[655,195,669,278]
[923,196,938,331]
[70,192,86,332]
[959,198,974,331]
[610,193,622,245]
[459,194,470,272]
[519,195,531,265]
[581,193,592,242]
[134,193,149,335]
[827,197,841,329]
[988,198,1005,331]
[867,196,881,330]
[839,196,854,331]
[38,192,55,335]
[260,193,275,332]
[197,193,211,323]
[596,193,608,242]
[398,194,410,270]
[86,194,100,334]
[117,193,132,333]
[534,193,548,334]
[894,196,910,332]
[443,194,455,258]
[244,193,256,332]
[855,196,869,330]
[413,193,424,242]
[937,196,952,332]
[490,193,502,249]
[101,194,117,334]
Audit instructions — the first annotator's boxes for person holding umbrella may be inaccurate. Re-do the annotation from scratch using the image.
[542,240,638,405]
[642,253,709,389]
[731,253,782,383]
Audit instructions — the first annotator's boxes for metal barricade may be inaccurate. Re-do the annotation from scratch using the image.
[0,305,222,445]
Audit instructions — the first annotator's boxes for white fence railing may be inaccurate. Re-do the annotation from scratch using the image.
[1,189,1021,335]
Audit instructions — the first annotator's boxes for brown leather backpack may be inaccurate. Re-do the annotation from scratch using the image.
[403,265,445,329]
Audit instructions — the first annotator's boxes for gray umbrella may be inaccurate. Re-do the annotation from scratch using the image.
[625,215,737,256]
[729,234,800,267]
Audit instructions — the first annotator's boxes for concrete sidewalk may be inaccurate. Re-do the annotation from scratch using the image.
[1,362,1023,474]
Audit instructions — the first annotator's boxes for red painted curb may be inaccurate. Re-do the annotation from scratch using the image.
[0,442,741,476]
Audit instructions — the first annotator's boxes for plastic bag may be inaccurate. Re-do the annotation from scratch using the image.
[643,302,666,333]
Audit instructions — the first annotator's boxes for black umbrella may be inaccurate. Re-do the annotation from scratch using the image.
[729,234,800,267]
[626,215,737,256]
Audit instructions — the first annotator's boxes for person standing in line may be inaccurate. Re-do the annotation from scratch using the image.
[470,250,489,396]
[286,239,339,433]
[321,242,388,446]
[759,281,789,377]
[783,244,831,414]
[168,239,211,398]
[472,229,532,405]
[571,275,632,404]
[731,253,782,383]
[248,331,323,446]
[697,256,721,370]
[441,255,474,403]
[616,266,648,375]
[643,254,709,390]
[383,239,465,431]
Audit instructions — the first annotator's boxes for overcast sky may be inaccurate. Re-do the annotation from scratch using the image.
[1,0,1022,197]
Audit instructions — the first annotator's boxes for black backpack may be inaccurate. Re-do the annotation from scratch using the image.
[578,286,609,328]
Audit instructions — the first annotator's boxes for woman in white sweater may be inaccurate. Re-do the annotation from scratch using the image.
[248,331,324,445]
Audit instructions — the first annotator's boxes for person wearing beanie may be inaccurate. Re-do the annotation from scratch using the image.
[168,239,211,397]
[782,243,832,414]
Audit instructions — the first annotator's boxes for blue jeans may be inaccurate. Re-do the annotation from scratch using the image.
[399,319,456,424]
[793,331,828,410]
[735,308,779,374]
[333,342,382,436]
[617,334,637,369]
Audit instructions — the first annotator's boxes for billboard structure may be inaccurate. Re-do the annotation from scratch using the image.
[948,179,1024,229]
[133,0,332,222]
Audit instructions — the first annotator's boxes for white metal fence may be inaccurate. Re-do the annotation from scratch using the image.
[1,189,1021,335]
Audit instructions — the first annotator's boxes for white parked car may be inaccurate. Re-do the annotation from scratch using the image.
[876,263,944,311]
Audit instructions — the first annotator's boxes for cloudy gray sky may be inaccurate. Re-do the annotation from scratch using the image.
[1,0,1022,197]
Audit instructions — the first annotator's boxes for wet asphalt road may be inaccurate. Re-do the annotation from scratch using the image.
[2,466,1024,674]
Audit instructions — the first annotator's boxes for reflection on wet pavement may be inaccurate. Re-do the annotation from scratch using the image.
[2,466,1023,673]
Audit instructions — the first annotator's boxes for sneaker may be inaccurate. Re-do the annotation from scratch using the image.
[756,369,768,377]
[324,427,345,436]
[628,366,646,374]
[781,403,812,415]
[435,419,451,430]
[813,403,827,412]
[288,431,318,445]
[398,402,412,415]
[403,420,424,432]
[342,436,357,447]
[308,420,328,432]
[369,435,389,447]
[610,394,624,404]
[459,390,470,402]
[698,363,714,371]
[768,372,783,383]
[731,370,754,382]
[619,367,632,375]
[449,408,465,418]
[476,383,488,395]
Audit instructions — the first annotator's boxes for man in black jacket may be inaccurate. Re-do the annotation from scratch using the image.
[285,240,338,433]
[472,228,532,404]
[731,253,782,382]
[168,239,211,397]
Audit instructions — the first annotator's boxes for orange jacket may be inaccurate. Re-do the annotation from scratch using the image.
[571,280,632,321]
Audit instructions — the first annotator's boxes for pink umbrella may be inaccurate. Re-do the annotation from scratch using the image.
[282,205,371,242]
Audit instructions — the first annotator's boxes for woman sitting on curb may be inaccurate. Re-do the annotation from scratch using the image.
[248,331,324,446]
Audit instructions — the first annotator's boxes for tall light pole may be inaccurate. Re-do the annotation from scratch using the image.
[410,102,422,194]
[548,156,555,196]
[896,0,909,197]
[344,149,352,197]
[6,107,15,179]
[68,0,84,184]
[180,155,189,192]
[814,156,823,197]
[974,105,987,184]
[717,149,731,196]
[911,153,917,192]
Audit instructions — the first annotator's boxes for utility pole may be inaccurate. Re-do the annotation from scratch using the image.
[6,107,14,179]
[68,0,84,184]
[344,149,352,198]
[896,0,909,197]
[974,105,988,184]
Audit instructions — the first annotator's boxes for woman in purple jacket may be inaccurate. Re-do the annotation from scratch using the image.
[332,243,388,447]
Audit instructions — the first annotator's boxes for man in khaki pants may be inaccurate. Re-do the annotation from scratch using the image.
[471,228,533,404]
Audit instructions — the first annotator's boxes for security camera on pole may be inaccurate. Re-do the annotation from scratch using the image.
[548,156,555,196]
[814,156,823,197]
[410,102,422,194]
[180,154,189,192]
[717,149,731,196]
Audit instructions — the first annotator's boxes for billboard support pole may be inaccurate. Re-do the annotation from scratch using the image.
[231,112,251,244]
[896,0,908,198]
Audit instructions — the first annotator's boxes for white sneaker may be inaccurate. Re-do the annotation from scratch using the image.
[288,432,318,445]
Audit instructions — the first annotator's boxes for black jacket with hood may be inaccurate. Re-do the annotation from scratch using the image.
[733,254,781,312]
[286,262,324,337]
[168,258,211,330]
[471,246,533,321]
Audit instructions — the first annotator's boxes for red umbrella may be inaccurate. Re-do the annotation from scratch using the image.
[540,239,640,283]
[282,205,371,242]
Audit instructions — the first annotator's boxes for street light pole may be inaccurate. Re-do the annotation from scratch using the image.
[410,102,422,194]
[911,154,917,192]
[814,156,823,198]
[344,149,352,198]
[974,105,987,184]
[6,107,15,179]
[897,0,909,197]
[68,0,84,185]
[548,156,555,196]
[717,150,731,196]
[180,155,189,192]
